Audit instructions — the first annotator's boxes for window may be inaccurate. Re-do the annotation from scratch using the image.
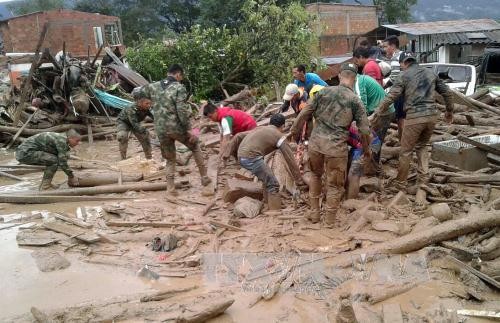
[93,27,103,48]
[104,24,121,46]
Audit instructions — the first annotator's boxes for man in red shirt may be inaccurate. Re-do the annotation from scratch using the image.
[353,47,383,86]
[203,102,257,160]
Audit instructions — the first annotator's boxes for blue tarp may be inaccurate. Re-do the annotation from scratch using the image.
[93,88,133,110]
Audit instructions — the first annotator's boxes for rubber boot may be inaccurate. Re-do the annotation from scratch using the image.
[192,149,211,186]
[39,168,57,191]
[165,159,178,197]
[119,141,128,160]
[268,192,281,211]
[306,197,320,223]
[138,133,152,160]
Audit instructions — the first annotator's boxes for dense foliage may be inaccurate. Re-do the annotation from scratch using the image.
[127,1,317,100]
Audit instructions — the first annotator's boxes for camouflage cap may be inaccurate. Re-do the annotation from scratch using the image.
[340,63,358,74]
[131,87,148,100]
[399,51,417,63]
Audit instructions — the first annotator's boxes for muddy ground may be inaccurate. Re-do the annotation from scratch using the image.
[0,136,499,322]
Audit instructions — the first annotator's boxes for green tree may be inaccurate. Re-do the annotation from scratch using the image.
[127,0,317,100]
[9,0,65,15]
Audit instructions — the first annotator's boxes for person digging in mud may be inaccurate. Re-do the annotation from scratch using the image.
[226,114,306,211]
[116,90,154,160]
[15,129,81,190]
[371,52,454,198]
[136,64,211,197]
[290,63,371,225]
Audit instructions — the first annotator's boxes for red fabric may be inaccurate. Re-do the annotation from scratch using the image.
[363,59,383,86]
[217,107,257,134]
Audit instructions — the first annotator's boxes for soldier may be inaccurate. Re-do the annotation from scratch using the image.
[137,64,211,196]
[16,129,81,190]
[290,63,371,224]
[116,90,153,160]
[372,52,454,194]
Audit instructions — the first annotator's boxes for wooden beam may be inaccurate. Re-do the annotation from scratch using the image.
[457,135,500,156]
[43,220,100,243]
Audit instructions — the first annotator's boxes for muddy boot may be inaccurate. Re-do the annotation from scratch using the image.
[324,187,343,225]
[39,168,57,191]
[165,159,178,197]
[192,149,209,185]
[201,176,212,186]
[306,197,320,223]
[268,192,281,211]
[139,133,152,160]
[119,141,128,160]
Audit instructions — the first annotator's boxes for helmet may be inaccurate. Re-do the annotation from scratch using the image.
[309,85,325,100]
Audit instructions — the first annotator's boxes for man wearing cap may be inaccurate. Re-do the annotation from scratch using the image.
[281,84,308,115]
[230,114,305,211]
[16,129,81,190]
[372,52,454,193]
[290,63,371,225]
[116,91,154,160]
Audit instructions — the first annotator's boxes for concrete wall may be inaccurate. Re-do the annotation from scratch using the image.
[306,3,378,57]
[0,9,122,57]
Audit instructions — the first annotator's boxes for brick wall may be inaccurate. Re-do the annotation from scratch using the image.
[306,3,378,57]
[0,9,122,57]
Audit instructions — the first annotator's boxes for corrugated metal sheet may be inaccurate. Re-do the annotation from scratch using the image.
[384,19,500,36]
[432,30,500,45]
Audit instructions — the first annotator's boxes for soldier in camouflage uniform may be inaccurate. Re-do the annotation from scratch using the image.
[137,64,211,196]
[291,63,371,225]
[116,91,153,160]
[372,52,454,193]
[15,130,81,190]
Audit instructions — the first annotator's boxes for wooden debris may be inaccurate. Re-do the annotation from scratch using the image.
[175,298,234,323]
[457,134,500,156]
[370,282,418,304]
[208,220,246,232]
[52,213,92,229]
[223,178,263,203]
[371,220,410,235]
[448,174,500,184]
[200,199,216,217]
[446,255,500,290]
[0,195,134,204]
[456,309,500,319]
[387,191,410,208]
[140,285,198,302]
[0,171,23,181]
[42,220,100,243]
[377,211,500,254]
[106,221,181,228]
[382,304,404,323]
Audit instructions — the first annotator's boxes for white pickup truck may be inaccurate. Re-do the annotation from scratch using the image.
[421,63,477,96]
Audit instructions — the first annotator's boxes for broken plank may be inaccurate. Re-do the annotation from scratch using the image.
[200,199,216,216]
[448,174,500,184]
[42,221,100,243]
[209,220,246,232]
[53,213,93,229]
[382,304,404,323]
[175,298,234,323]
[0,171,23,181]
[0,195,134,204]
[106,221,181,228]
[457,135,500,156]
[140,285,198,302]
[446,255,500,290]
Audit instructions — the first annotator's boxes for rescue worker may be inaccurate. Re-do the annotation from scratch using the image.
[233,114,305,210]
[202,102,257,160]
[371,52,454,193]
[292,64,328,93]
[137,64,211,196]
[16,129,81,190]
[290,63,371,225]
[353,46,383,86]
[116,90,153,160]
[382,35,405,139]
[280,83,308,115]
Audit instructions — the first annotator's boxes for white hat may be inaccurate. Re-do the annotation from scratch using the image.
[283,83,299,101]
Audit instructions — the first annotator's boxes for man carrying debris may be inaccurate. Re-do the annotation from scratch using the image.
[116,90,154,160]
[291,63,371,224]
[202,102,257,160]
[137,64,211,196]
[15,129,81,190]
[231,114,305,210]
[371,52,454,193]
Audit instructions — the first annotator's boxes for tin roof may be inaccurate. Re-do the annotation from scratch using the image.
[383,19,500,36]
[433,30,500,45]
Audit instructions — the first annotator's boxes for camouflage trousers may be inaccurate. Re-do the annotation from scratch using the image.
[16,149,60,181]
[396,120,436,188]
[309,148,348,220]
[157,131,206,183]
[116,121,152,159]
